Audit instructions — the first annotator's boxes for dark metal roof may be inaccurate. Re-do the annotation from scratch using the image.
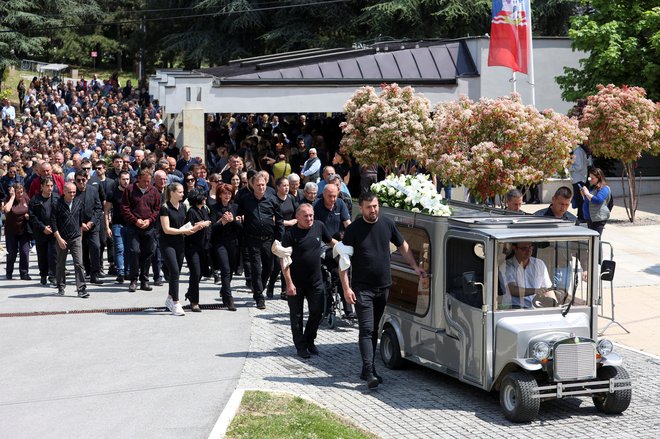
[197,39,479,86]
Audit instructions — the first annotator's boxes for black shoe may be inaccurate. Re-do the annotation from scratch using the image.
[266,285,274,299]
[191,303,201,312]
[140,282,153,291]
[345,312,358,320]
[108,266,118,276]
[78,289,90,298]
[297,348,311,359]
[307,343,319,355]
[213,272,221,285]
[223,297,237,311]
[40,275,48,285]
[280,292,288,300]
[20,274,32,281]
[91,276,104,285]
[153,279,164,286]
[362,372,379,389]
[116,275,125,284]
[128,281,137,292]
[55,288,65,296]
[98,270,106,277]
[256,298,266,309]
[6,274,12,280]
[372,367,384,384]
[48,276,56,286]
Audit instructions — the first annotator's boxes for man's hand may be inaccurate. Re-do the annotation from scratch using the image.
[414,266,427,278]
[43,225,53,235]
[136,219,149,229]
[106,227,112,238]
[81,223,90,232]
[286,283,297,297]
[344,287,356,305]
[57,237,67,250]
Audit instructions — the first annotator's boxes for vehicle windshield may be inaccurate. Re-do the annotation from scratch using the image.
[495,238,591,311]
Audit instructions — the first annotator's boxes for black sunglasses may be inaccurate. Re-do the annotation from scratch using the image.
[185,178,195,182]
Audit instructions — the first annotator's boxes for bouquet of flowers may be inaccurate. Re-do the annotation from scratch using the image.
[371,174,451,217]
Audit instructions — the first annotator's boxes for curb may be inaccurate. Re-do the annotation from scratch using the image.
[208,388,245,439]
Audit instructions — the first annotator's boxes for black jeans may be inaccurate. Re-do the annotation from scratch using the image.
[288,283,324,350]
[214,239,239,298]
[239,234,251,280]
[588,220,606,236]
[35,236,56,278]
[161,240,184,300]
[151,236,164,282]
[185,246,208,304]
[5,233,30,278]
[572,182,586,221]
[126,225,156,282]
[82,228,101,277]
[354,287,389,370]
[246,237,274,300]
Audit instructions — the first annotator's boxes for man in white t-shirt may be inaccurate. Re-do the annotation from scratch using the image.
[499,242,552,309]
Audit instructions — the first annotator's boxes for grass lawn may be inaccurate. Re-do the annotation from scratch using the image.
[226,390,377,439]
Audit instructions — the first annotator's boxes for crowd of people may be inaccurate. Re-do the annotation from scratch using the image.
[1,72,611,389]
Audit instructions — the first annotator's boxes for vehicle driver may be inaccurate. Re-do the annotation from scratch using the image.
[498,242,553,309]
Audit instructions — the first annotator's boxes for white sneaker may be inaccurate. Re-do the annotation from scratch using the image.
[172,302,185,316]
[165,297,174,312]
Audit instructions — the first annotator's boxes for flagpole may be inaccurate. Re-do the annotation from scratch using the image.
[525,0,536,106]
[511,71,517,94]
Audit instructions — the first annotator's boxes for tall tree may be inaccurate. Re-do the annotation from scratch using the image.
[557,0,660,102]
[0,1,54,70]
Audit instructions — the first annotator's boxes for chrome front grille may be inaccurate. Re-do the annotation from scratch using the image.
[553,342,596,381]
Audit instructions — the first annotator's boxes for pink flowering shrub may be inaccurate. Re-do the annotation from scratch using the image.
[340,83,434,166]
[427,94,587,202]
[580,84,660,221]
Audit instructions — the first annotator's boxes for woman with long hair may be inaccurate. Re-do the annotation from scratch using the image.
[184,188,212,312]
[580,167,611,236]
[210,183,241,311]
[230,173,241,196]
[266,176,298,299]
[3,184,32,280]
[182,171,196,207]
[160,182,199,316]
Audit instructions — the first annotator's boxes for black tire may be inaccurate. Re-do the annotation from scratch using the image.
[380,326,405,369]
[499,372,540,423]
[593,366,632,414]
[327,313,336,329]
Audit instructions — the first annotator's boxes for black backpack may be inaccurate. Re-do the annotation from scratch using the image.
[607,192,614,211]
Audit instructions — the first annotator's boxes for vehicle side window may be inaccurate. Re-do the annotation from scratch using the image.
[389,226,431,316]
[446,238,485,308]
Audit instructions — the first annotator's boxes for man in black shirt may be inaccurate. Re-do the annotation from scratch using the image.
[281,204,335,359]
[29,177,57,286]
[75,170,104,284]
[339,192,424,389]
[236,173,284,309]
[51,182,88,297]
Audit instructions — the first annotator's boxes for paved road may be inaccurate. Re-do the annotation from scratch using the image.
[0,262,253,439]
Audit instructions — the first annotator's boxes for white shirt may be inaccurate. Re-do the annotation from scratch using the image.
[499,256,552,308]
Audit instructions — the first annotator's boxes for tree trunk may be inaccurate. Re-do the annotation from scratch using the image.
[621,161,639,223]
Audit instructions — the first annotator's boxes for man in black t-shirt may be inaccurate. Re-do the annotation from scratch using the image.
[281,204,335,359]
[339,192,425,389]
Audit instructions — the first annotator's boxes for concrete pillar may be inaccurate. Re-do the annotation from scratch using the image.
[182,102,205,163]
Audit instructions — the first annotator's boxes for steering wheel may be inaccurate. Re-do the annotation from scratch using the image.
[532,293,558,308]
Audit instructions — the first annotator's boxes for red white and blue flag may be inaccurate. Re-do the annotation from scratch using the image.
[488,0,530,74]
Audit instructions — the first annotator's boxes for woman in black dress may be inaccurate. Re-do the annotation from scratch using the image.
[184,188,212,312]
[266,176,298,299]
[210,183,241,311]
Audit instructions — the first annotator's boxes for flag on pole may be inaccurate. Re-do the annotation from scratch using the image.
[488,0,530,74]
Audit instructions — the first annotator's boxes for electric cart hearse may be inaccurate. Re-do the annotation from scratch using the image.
[378,202,631,422]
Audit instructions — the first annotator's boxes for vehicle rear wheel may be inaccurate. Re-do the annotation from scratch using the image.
[593,366,632,414]
[499,372,540,422]
[380,326,405,369]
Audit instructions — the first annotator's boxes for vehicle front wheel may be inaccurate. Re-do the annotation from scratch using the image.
[327,313,336,329]
[593,366,632,414]
[380,326,405,369]
[499,372,540,422]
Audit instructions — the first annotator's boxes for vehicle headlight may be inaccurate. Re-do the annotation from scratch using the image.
[597,339,613,356]
[531,341,550,361]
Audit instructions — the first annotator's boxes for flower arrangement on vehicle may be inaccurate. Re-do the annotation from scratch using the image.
[371,174,451,217]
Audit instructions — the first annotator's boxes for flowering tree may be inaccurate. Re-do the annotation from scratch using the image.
[426,94,588,203]
[340,83,434,167]
[579,84,660,222]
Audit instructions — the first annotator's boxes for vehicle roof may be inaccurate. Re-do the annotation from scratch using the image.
[448,216,600,240]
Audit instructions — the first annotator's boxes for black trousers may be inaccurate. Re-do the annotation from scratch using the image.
[214,239,239,298]
[161,240,184,301]
[151,236,164,282]
[126,225,156,282]
[288,283,324,350]
[239,234,251,280]
[572,182,586,221]
[35,236,56,278]
[354,287,389,370]
[246,237,274,300]
[82,228,101,277]
[185,246,208,304]
[99,226,114,268]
